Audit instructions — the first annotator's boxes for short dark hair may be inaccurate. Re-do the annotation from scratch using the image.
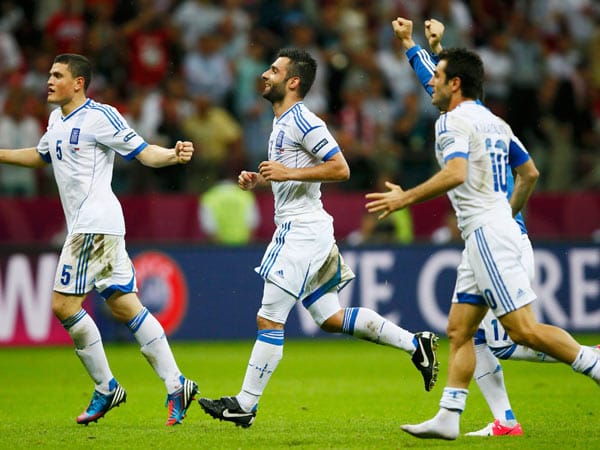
[54,54,92,91]
[438,48,484,101]
[276,48,317,98]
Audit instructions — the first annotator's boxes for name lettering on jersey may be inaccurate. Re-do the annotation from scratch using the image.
[312,138,328,154]
[69,128,80,144]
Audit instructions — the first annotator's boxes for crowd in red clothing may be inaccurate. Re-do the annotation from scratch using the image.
[1,0,599,197]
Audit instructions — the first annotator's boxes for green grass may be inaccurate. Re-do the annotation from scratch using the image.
[1,336,598,449]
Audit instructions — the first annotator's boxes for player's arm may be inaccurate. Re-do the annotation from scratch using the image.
[135,141,194,168]
[425,19,444,55]
[258,151,350,183]
[366,157,466,219]
[510,159,539,218]
[0,147,48,168]
[397,26,436,96]
[507,136,539,217]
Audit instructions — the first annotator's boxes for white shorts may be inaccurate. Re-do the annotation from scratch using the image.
[476,234,535,348]
[255,212,354,299]
[452,220,536,317]
[54,233,137,299]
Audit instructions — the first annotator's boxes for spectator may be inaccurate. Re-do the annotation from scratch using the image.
[182,32,234,105]
[44,0,86,54]
[182,95,243,192]
[199,176,260,245]
[0,87,43,196]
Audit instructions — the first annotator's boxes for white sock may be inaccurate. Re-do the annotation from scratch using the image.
[341,307,415,353]
[473,344,517,425]
[401,406,461,440]
[571,346,600,382]
[128,307,182,393]
[492,344,557,362]
[62,309,114,394]
[237,329,284,412]
[439,386,469,412]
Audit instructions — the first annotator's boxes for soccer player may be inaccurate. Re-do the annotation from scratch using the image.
[394,17,537,437]
[197,48,439,428]
[0,54,198,426]
[366,47,600,440]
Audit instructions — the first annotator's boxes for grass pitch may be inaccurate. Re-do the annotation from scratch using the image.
[0,336,598,449]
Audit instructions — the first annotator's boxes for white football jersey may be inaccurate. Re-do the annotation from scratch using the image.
[434,100,516,237]
[37,99,148,235]
[267,102,341,222]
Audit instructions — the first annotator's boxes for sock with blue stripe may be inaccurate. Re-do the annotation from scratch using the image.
[237,329,284,412]
[571,346,600,383]
[473,344,517,426]
[62,309,114,394]
[341,307,415,353]
[128,307,182,394]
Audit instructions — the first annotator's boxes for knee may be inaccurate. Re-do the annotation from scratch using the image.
[446,321,476,347]
[320,312,343,333]
[257,315,284,331]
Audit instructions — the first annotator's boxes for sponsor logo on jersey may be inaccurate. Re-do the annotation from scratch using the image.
[132,251,188,335]
[69,128,80,144]
[312,138,328,154]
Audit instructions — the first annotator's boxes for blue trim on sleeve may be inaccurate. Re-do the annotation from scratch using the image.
[39,151,52,164]
[322,147,340,161]
[508,139,530,168]
[124,142,148,161]
[444,152,468,162]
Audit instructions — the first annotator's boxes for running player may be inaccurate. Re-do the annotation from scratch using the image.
[198,48,439,428]
[366,46,600,440]
[0,53,198,426]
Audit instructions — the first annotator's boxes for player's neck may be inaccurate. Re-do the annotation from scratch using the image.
[60,95,87,117]
[447,95,474,112]
[271,96,302,118]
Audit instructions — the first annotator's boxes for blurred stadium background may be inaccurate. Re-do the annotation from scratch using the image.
[0,0,598,346]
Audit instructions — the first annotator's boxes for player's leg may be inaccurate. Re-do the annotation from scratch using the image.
[499,305,600,384]
[466,329,523,436]
[52,234,126,424]
[199,281,295,427]
[100,236,197,425]
[305,290,439,391]
[401,302,487,440]
[107,291,197,425]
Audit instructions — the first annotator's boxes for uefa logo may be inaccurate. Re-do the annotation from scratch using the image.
[132,251,188,335]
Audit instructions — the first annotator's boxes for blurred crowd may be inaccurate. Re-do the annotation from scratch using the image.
[1,0,600,198]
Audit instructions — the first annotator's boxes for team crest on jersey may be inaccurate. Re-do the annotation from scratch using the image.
[276,130,285,149]
[69,128,80,144]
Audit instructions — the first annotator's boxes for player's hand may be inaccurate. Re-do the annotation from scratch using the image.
[425,19,444,54]
[175,140,194,163]
[258,160,290,182]
[391,17,415,49]
[365,181,407,220]
[238,170,259,190]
